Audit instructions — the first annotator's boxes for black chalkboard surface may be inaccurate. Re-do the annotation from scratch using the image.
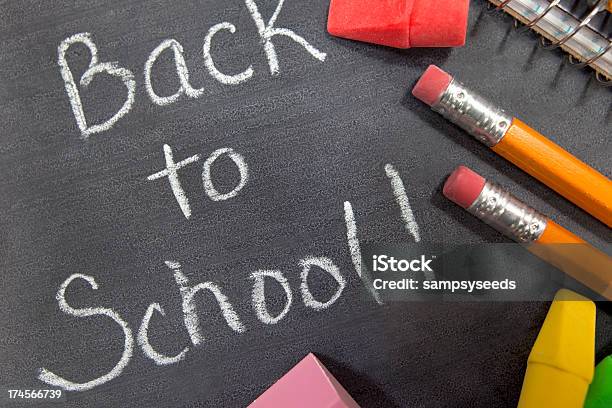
[1,0,610,407]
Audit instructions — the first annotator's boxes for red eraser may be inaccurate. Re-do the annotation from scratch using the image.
[327,0,469,48]
[412,65,453,106]
[249,353,360,408]
[410,0,470,47]
[443,166,486,209]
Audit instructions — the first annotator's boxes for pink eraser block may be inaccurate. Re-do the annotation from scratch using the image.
[249,353,361,408]
[327,0,470,48]
[412,65,453,106]
[443,166,486,209]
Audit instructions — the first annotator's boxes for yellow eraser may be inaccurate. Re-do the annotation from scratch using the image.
[517,289,596,408]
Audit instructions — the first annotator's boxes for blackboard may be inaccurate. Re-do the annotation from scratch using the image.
[1,0,610,406]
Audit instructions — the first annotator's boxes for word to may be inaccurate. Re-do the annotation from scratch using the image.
[147,144,249,219]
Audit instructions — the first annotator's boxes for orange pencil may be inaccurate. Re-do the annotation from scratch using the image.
[412,65,612,227]
[443,166,612,300]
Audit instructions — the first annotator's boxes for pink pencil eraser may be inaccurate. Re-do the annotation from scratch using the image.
[327,0,470,49]
[443,166,486,209]
[412,65,453,106]
[249,353,360,408]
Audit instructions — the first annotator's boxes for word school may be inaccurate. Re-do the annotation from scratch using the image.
[37,257,347,392]
[58,0,327,137]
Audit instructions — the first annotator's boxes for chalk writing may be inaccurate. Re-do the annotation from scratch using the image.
[245,0,327,75]
[344,201,383,305]
[59,0,327,136]
[38,274,133,391]
[202,148,249,202]
[166,260,246,346]
[41,1,428,394]
[147,144,201,219]
[203,23,254,85]
[250,270,293,324]
[147,144,249,218]
[137,303,190,366]
[40,151,423,393]
[299,257,346,311]
[58,33,135,138]
[385,164,421,242]
[144,39,204,106]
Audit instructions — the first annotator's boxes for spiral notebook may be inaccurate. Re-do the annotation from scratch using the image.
[488,0,611,85]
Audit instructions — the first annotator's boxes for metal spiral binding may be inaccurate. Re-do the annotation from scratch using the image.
[518,0,561,32]
[539,0,606,49]
[488,0,612,86]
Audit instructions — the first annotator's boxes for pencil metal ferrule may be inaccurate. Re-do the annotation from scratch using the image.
[432,79,512,147]
[468,181,548,243]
